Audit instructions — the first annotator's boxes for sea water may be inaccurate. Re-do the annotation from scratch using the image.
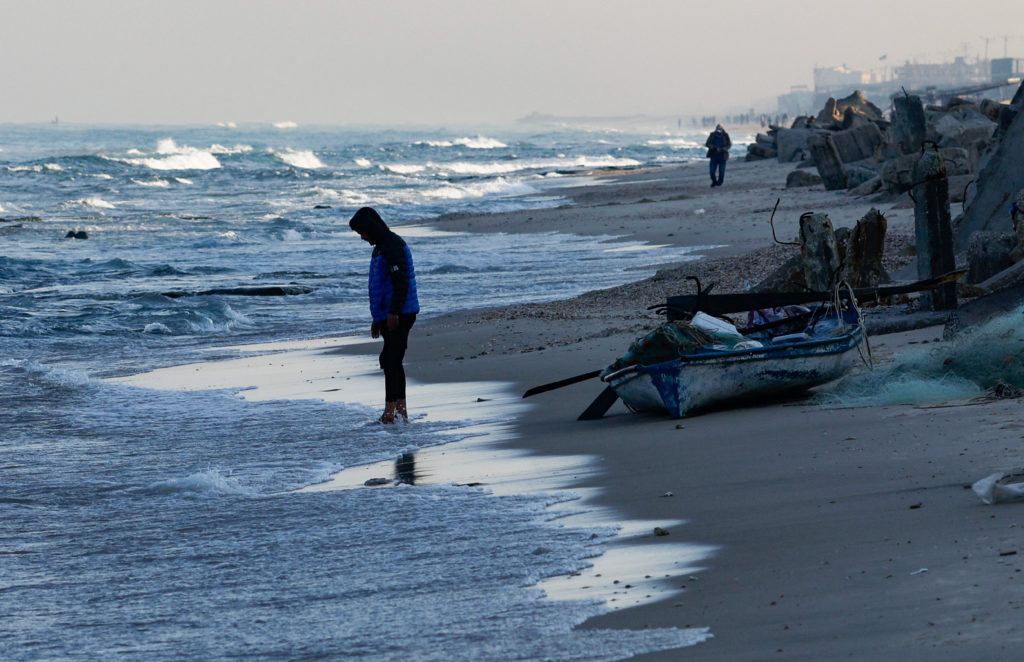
[0,123,729,659]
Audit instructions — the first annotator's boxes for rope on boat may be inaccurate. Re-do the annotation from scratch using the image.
[834,280,873,369]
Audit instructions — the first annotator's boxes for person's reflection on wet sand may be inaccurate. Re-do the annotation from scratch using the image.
[395,452,417,485]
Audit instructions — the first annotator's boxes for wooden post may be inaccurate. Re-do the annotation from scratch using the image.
[807,133,848,191]
[799,213,842,291]
[844,208,888,287]
[912,151,957,310]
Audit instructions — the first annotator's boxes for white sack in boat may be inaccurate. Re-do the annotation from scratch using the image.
[691,312,762,349]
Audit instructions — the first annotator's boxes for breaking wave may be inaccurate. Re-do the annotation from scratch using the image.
[115,139,222,171]
[146,469,254,496]
[415,136,508,149]
[275,148,325,169]
[67,196,116,209]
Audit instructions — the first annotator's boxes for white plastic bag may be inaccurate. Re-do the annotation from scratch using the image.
[971,471,1024,505]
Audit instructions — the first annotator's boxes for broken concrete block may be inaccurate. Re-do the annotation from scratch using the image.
[845,165,878,189]
[814,98,843,129]
[836,90,884,121]
[775,128,816,162]
[935,109,996,148]
[807,133,847,191]
[831,122,884,163]
[966,231,1016,283]
[746,142,777,159]
[947,174,975,203]
[851,175,882,196]
[881,148,971,194]
[786,169,822,188]
[891,94,927,154]
[956,81,1024,251]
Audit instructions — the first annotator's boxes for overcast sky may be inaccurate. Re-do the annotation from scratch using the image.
[1,0,1021,126]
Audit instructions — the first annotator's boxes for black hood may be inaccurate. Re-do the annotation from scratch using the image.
[349,207,391,245]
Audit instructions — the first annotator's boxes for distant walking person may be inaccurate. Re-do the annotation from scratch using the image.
[349,207,420,423]
[705,124,732,187]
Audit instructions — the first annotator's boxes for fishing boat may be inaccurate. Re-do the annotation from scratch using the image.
[600,301,867,418]
[522,270,963,421]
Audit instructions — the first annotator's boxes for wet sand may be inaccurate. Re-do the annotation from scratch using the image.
[119,157,1024,658]
[404,158,1024,658]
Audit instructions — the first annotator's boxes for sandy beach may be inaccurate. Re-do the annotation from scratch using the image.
[120,156,1024,659]
[382,158,1024,658]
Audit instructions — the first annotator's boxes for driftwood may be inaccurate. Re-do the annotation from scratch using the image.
[843,208,888,288]
[656,270,966,318]
[799,213,841,291]
[912,150,958,310]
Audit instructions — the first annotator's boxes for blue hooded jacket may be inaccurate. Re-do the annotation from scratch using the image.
[349,207,419,322]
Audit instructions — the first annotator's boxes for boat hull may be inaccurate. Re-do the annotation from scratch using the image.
[604,326,863,418]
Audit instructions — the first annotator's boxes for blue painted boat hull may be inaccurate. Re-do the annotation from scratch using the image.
[603,323,864,418]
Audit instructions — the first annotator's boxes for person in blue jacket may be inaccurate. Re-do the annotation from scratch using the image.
[349,207,420,423]
[705,124,732,187]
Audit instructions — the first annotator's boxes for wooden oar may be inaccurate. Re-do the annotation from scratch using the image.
[577,386,619,420]
[522,370,601,398]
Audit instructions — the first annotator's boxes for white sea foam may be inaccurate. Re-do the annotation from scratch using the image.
[185,307,252,333]
[334,188,376,206]
[156,138,184,154]
[0,200,5,212]
[433,155,642,177]
[381,163,426,175]
[435,160,523,176]
[16,359,99,389]
[67,196,116,209]
[455,136,507,149]
[421,177,537,200]
[273,120,299,129]
[216,121,238,128]
[143,322,173,334]
[6,165,48,173]
[305,186,345,199]
[175,177,194,185]
[132,151,220,170]
[209,143,254,155]
[354,157,371,167]
[148,469,253,495]
[131,178,171,188]
[117,139,222,171]
[415,136,507,149]
[275,148,325,169]
[646,138,701,149]
[88,173,114,179]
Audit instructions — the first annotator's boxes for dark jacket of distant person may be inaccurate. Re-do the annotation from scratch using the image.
[348,207,420,322]
[705,126,732,161]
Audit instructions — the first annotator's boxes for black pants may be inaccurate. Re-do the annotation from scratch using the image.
[709,156,726,185]
[379,313,416,402]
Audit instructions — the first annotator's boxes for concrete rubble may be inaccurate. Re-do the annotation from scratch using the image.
[747,80,1024,302]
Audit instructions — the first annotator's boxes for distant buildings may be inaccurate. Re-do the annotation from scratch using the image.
[777,56,1023,118]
